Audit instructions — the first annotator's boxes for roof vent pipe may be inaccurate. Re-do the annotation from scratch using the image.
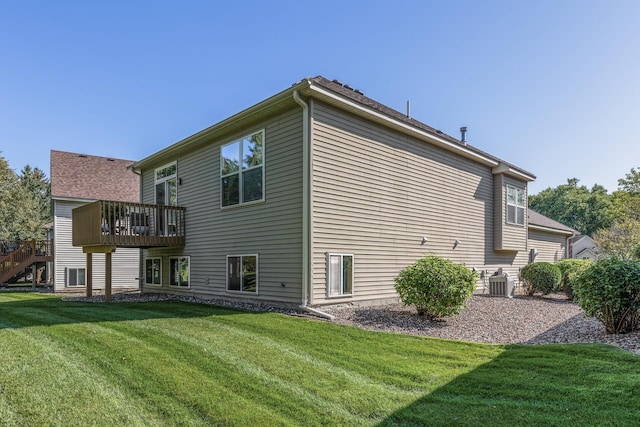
[406,100,411,118]
[460,126,467,145]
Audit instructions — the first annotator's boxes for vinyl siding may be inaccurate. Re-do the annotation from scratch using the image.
[528,230,567,263]
[141,108,304,303]
[310,101,528,305]
[53,200,140,291]
[494,176,528,251]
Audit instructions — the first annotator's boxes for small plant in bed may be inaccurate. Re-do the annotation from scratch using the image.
[394,255,478,320]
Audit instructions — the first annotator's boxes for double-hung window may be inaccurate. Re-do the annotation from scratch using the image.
[227,255,258,293]
[169,256,190,287]
[506,186,525,225]
[221,130,264,207]
[326,253,353,297]
[145,258,162,286]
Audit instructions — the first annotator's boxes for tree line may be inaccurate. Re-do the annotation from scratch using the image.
[0,153,51,241]
[529,167,640,259]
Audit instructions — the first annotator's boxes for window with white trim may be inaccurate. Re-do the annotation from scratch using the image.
[506,185,525,226]
[169,256,190,287]
[145,258,162,286]
[326,253,353,297]
[226,255,258,293]
[221,130,264,207]
[67,268,86,287]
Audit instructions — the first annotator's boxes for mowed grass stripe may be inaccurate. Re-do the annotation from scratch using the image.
[135,316,409,423]
[33,314,301,425]
[0,326,158,426]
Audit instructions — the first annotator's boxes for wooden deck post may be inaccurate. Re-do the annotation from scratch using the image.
[31,264,37,290]
[82,246,115,302]
[105,252,112,303]
[86,253,93,297]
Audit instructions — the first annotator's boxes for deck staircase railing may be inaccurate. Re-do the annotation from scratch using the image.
[0,240,53,284]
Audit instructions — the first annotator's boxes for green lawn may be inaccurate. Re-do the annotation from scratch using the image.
[0,292,638,426]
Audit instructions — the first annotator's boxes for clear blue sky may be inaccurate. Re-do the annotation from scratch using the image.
[2,1,639,195]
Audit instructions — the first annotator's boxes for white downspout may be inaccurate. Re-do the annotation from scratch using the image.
[293,89,334,321]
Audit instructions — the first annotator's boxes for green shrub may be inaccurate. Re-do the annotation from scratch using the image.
[520,262,562,296]
[555,259,593,300]
[574,258,640,334]
[394,255,478,320]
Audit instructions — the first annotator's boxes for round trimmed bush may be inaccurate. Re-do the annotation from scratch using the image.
[574,258,640,334]
[394,255,478,320]
[520,262,562,296]
[555,259,593,300]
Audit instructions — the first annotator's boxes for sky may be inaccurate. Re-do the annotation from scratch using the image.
[1,1,639,195]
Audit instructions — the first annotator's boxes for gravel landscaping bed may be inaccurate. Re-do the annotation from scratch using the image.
[62,291,640,355]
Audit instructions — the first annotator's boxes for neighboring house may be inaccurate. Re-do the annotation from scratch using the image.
[527,209,577,264]
[51,150,140,292]
[72,76,548,307]
[569,234,600,261]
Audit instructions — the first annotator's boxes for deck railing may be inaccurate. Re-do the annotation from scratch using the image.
[72,200,186,248]
[0,239,53,283]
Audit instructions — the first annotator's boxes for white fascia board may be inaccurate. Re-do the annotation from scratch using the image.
[492,163,536,182]
[52,196,97,203]
[305,84,501,168]
[528,224,575,236]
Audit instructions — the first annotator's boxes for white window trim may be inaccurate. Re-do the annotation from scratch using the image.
[326,253,354,298]
[169,256,190,288]
[144,257,163,287]
[220,129,265,209]
[506,185,526,226]
[155,161,178,205]
[66,267,86,287]
[226,254,259,294]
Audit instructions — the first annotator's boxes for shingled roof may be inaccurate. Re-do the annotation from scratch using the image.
[527,208,577,235]
[50,150,139,202]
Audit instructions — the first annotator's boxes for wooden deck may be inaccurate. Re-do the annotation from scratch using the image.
[72,200,186,249]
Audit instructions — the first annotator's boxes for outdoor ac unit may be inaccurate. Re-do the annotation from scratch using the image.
[488,275,514,298]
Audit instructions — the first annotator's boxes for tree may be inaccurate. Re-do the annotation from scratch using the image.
[611,166,640,223]
[528,178,613,236]
[0,154,19,240]
[618,167,640,193]
[593,219,640,260]
[0,154,51,241]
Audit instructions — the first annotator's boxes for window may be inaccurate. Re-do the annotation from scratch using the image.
[326,253,353,297]
[506,186,525,226]
[169,256,190,287]
[145,258,162,286]
[155,162,178,236]
[67,268,86,287]
[221,130,264,207]
[226,255,258,293]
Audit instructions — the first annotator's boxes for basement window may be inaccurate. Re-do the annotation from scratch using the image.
[169,256,190,288]
[326,253,353,297]
[145,258,162,286]
[227,255,258,293]
[67,268,86,287]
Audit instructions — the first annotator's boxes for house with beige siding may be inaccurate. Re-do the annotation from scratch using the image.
[527,208,577,264]
[51,150,140,292]
[72,76,548,306]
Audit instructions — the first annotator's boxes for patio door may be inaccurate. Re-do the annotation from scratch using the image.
[155,163,178,236]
